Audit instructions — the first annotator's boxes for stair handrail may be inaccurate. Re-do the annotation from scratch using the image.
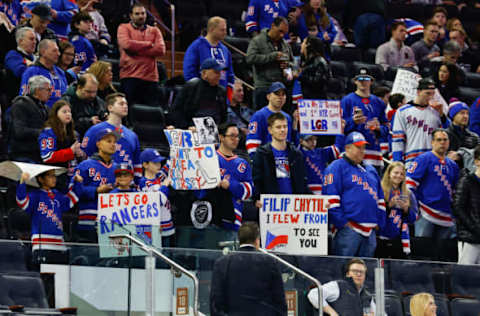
[258,248,323,316]
[109,233,199,316]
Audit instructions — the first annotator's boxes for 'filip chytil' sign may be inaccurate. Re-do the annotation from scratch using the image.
[259,194,329,255]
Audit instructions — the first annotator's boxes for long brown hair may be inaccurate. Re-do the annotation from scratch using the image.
[44,100,75,144]
[87,60,116,91]
[303,0,330,30]
[381,161,410,208]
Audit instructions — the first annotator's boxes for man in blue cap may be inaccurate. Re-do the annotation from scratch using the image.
[246,81,297,159]
[323,131,386,257]
[169,58,227,129]
[446,101,479,153]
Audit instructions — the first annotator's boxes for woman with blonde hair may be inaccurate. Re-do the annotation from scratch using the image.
[375,162,418,259]
[87,60,116,100]
[410,293,437,316]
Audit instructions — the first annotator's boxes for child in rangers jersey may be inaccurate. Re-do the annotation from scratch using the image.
[138,148,175,243]
[16,169,82,265]
[69,11,96,71]
[74,127,118,242]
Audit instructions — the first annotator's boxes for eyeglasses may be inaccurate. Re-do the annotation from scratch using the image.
[224,134,240,139]
[349,269,366,275]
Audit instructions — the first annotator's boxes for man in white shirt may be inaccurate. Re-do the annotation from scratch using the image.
[307,258,376,316]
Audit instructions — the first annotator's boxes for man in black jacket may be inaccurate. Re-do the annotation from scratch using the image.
[62,73,106,138]
[454,144,480,264]
[8,75,51,162]
[169,58,227,129]
[210,222,287,316]
[253,112,309,208]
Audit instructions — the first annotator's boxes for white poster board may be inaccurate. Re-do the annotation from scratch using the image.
[298,99,342,135]
[391,69,421,103]
[259,194,329,255]
[164,129,221,190]
[97,192,162,257]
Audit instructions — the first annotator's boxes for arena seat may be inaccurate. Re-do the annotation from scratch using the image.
[0,273,48,308]
[386,3,424,21]
[330,60,349,78]
[464,72,480,89]
[458,86,480,105]
[362,48,377,64]
[326,77,346,98]
[100,58,120,82]
[450,298,480,316]
[451,264,480,300]
[0,241,28,273]
[131,104,167,147]
[385,293,404,316]
[384,66,399,82]
[460,7,480,23]
[224,36,250,55]
[330,46,362,63]
[385,261,435,295]
[352,61,385,82]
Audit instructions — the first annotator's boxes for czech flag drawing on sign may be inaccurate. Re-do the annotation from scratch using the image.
[265,231,288,250]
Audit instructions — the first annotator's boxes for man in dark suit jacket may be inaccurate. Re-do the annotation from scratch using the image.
[210,222,288,316]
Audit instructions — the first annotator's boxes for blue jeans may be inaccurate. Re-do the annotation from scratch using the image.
[414,215,457,239]
[333,225,377,257]
[353,13,386,49]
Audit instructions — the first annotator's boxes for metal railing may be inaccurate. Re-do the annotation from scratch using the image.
[258,248,323,316]
[109,234,199,316]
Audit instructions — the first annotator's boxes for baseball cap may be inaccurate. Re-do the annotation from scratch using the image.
[300,134,316,140]
[200,58,226,71]
[31,4,53,21]
[140,148,166,163]
[115,163,134,176]
[95,127,120,145]
[345,132,369,146]
[354,68,374,81]
[268,81,286,94]
[417,78,436,90]
[448,101,469,120]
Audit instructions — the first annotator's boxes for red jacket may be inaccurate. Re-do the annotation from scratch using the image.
[117,22,165,82]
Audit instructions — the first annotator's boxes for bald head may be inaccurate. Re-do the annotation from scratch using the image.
[207,16,227,41]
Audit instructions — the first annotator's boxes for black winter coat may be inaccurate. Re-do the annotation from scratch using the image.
[453,172,480,244]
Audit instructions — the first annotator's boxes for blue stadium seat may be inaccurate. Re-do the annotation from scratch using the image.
[450,298,480,316]
[385,293,404,316]
[385,261,435,295]
[451,264,480,300]
[0,273,48,308]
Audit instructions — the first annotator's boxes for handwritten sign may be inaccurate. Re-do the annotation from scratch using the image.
[97,192,162,257]
[259,194,329,255]
[391,69,421,103]
[164,129,221,190]
[298,99,341,135]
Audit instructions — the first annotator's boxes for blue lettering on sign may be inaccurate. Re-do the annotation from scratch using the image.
[262,197,291,212]
[303,213,328,224]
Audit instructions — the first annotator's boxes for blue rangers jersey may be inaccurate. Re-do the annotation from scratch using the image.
[81,122,142,178]
[246,106,294,158]
[74,155,116,229]
[341,92,389,167]
[245,0,288,34]
[70,33,96,71]
[16,181,78,251]
[299,144,340,195]
[469,97,480,136]
[392,104,445,166]
[378,189,418,254]
[0,0,22,27]
[183,37,235,92]
[323,157,386,236]
[216,151,253,230]
[39,127,75,169]
[406,151,459,227]
[19,62,67,108]
[138,176,174,236]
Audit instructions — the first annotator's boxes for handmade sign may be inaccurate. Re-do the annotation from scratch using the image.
[0,161,66,187]
[298,99,341,135]
[259,194,329,255]
[97,192,163,257]
[391,69,421,103]
[164,129,221,190]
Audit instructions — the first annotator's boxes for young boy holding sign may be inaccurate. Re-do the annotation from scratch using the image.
[16,170,82,265]
[138,148,175,244]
